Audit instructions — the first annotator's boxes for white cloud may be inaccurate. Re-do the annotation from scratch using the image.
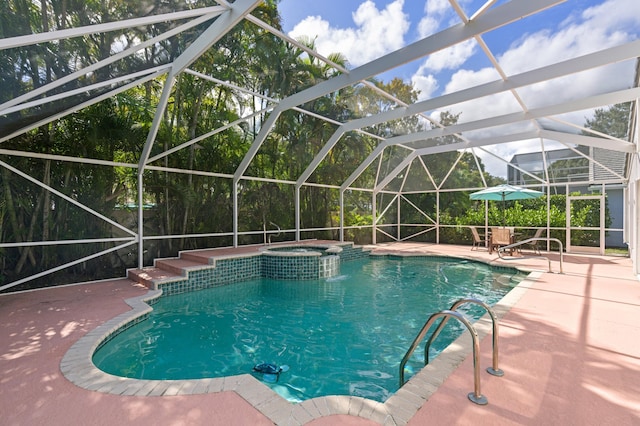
[500,0,640,75]
[580,0,640,31]
[411,74,439,100]
[417,16,439,38]
[288,0,410,67]
[424,0,449,15]
[411,0,477,97]
[420,39,477,73]
[444,67,501,93]
[440,68,522,129]
[410,40,478,101]
[417,0,449,38]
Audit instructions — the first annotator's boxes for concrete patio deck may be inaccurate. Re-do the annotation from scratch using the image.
[2,242,639,425]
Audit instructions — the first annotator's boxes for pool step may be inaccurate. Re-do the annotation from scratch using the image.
[155,258,209,276]
[127,267,179,289]
[127,258,209,289]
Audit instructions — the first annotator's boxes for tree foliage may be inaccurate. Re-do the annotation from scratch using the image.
[583,102,631,139]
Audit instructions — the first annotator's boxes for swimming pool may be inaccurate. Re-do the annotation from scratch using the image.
[93,256,524,402]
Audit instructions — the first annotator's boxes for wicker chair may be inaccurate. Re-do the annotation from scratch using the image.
[490,227,512,254]
[470,227,486,250]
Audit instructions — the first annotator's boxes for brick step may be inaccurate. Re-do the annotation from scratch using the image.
[154,258,209,276]
[179,251,217,264]
[127,267,181,289]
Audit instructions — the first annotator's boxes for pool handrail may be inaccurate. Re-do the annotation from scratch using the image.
[399,309,488,405]
[424,298,503,377]
[497,237,564,273]
[263,221,281,245]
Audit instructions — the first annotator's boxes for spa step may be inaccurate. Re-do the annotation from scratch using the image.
[179,251,215,264]
[180,245,264,263]
[179,240,346,263]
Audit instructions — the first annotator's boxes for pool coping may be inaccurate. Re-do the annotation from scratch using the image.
[60,254,542,426]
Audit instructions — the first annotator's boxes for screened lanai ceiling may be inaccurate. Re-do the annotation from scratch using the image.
[1,0,640,289]
[1,0,638,191]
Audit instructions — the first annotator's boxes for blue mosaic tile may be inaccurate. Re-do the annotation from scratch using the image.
[158,244,371,296]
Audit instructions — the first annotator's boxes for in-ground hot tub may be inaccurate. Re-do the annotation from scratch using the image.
[260,244,344,279]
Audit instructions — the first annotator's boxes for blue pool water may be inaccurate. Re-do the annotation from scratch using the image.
[93,257,524,402]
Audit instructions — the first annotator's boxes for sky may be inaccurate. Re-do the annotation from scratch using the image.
[276,0,640,177]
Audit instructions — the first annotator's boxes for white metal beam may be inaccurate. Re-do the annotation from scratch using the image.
[296,130,346,186]
[147,107,271,164]
[1,65,168,116]
[233,106,283,182]
[304,40,640,191]
[0,159,136,236]
[554,140,627,181]
[476,145,547,185]
[374,86,640,152]
[375,156,414,193]
[171,0,261,75]
[139,78,175,168]
[0,238,135,249]
[412,131,538,157]
[338,82,639,193]
[341,143,414,191]
[404,128,630,185]
[409,127,636,159]
[245,13,433,124]
[0,6,227,50]
[0,240,137,292]
[0,70,167,144]
[470,0,499,21]
[539,130,636,153]
[0,149,137,168]
[0,14,216,114]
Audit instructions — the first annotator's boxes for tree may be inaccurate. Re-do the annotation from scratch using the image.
[583,102,631,139]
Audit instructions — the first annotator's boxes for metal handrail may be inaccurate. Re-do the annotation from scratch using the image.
[268,222,281,245]
[424,298,503,377]
[399,310,488,405]
[496,237,564,273]
[263,222,281,245]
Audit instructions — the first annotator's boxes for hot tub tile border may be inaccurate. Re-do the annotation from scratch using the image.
[155,242,368,296]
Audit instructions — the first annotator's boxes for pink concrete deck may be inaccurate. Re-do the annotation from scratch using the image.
[2,242,639,425]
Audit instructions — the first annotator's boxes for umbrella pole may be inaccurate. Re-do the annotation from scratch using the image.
[502,194,506,227]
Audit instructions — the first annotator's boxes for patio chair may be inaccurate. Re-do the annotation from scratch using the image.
[524,228,545,255]
[470,227,486,250]
[490,227,512,254]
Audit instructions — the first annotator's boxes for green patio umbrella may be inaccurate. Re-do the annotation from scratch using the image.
[470,184,544,226]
